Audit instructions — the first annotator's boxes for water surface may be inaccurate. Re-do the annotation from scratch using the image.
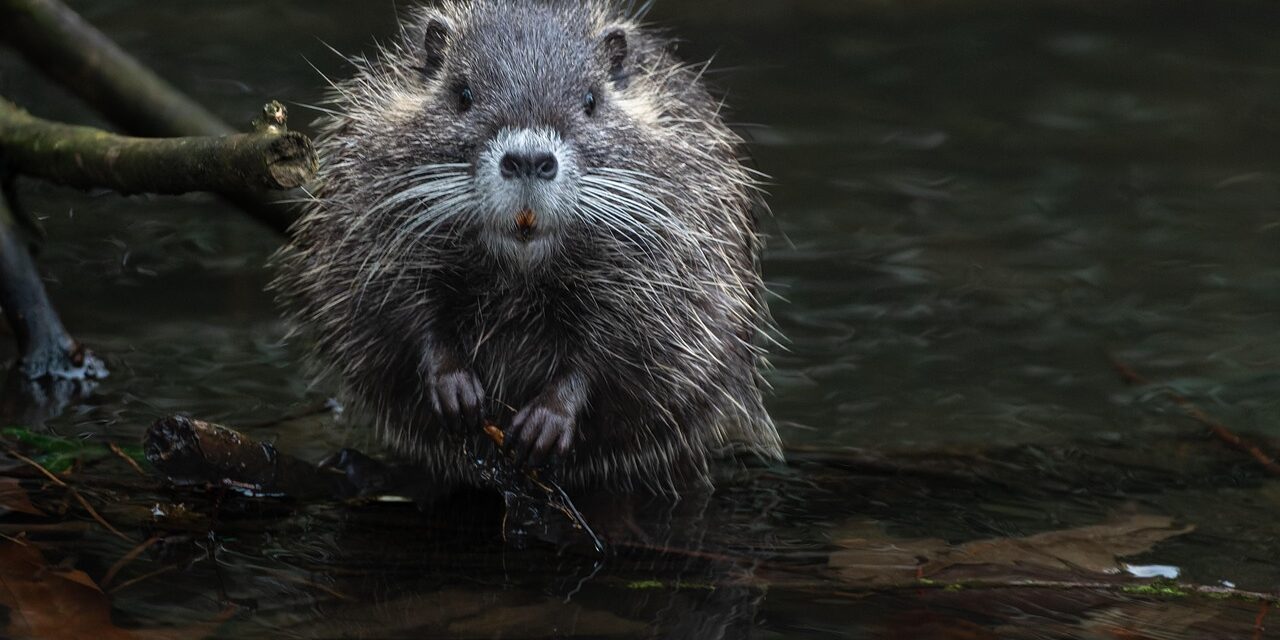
[1,0,1278,637]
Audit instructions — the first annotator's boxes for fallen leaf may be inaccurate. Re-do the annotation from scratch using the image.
[924,514,1194,576]
[831,514,1194,585]
[0,478,45,516]
[827,525,948,585]
[0,541,222,640]
[0,541,130,640]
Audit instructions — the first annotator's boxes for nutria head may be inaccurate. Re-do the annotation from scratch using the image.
[349,1,665,270]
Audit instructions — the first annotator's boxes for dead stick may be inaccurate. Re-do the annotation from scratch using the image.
[0,98,317,194]
[107,442,146,477]
[481,422,605,553]
[1255,601,1270,640]
[1109,356,1280,476]
[107,564,177,594]
[100,535,161,588]
[4,447,128,540]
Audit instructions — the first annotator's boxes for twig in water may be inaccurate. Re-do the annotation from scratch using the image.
[107,564,178,594]
[101,535,161,589]
[4,447,128,540]
[1109,356,1280,477]
[479,423,606,554]
[107,442,147,477]
[1255,601,1270,640]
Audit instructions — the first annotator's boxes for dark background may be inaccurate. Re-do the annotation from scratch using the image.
[1,0,1278,636]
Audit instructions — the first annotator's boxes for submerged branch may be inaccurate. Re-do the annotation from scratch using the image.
[4,446,127,540]
[1109,355,1280,477]
[0,189,104,381]
[0,99,317,194]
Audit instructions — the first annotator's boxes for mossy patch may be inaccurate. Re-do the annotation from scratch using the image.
[2,426,145,473]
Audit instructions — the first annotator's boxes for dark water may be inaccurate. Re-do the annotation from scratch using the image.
[2,0,1279,637]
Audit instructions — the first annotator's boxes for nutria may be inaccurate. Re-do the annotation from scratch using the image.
[273,0,781,492]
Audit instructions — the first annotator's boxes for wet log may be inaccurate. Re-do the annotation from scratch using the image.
[144,415,606,551]
[144,415,348,500]
[0,98,317,194]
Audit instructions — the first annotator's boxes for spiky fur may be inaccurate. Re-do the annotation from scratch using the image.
[272,0,781,492]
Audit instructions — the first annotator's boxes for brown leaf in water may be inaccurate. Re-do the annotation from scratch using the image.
[0,541,222,640]
[924,514,1194,577]
[0,478,45,516]
[0,541,134,640]
[831,514,1194,584]
[827,520,948,585]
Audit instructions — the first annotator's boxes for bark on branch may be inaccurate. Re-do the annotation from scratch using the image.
[0,99,317,194]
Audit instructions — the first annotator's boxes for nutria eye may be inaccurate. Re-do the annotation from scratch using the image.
[583,91,596,116]
[458,85,474,111]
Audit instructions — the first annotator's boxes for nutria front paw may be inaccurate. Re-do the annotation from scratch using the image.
[507,403,575,468]
[427,368,485,432]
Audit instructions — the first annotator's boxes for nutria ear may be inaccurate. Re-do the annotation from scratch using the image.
[598,27,629,84]
[418,18,451,78]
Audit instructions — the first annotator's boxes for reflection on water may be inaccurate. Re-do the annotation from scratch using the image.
[0,0,1278,637]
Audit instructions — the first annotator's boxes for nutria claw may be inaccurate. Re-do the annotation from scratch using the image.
[427,368,485,432]
[507,403,575,468]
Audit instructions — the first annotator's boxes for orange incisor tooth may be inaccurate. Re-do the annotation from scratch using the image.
[515,208,537,230]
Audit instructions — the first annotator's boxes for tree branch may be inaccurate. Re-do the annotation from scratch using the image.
[1109,355,1280,477]
[0,0,303,233]
[0,0,228,138]
[0,98,317,194]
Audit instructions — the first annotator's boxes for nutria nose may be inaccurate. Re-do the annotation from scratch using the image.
[500,152,558,181]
